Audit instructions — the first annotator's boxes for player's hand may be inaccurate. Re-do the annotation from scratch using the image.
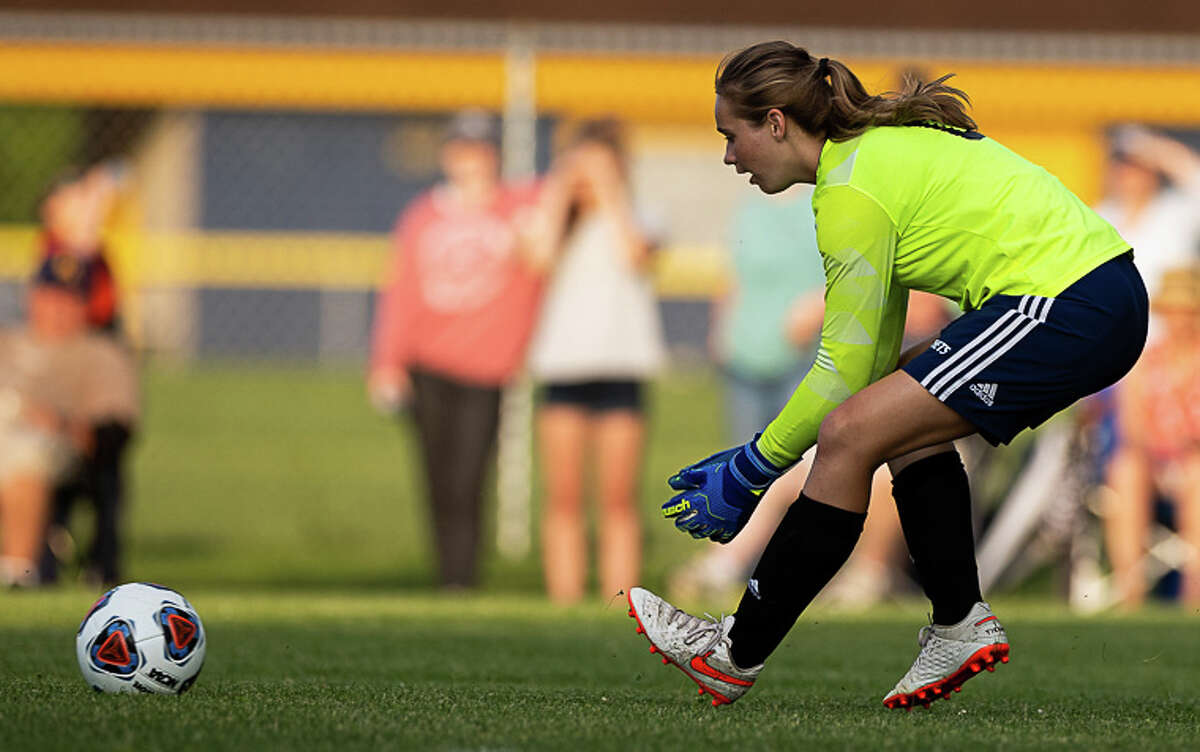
[661,437,787,543]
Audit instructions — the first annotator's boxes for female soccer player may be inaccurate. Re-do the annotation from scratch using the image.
[627,41,1148,709]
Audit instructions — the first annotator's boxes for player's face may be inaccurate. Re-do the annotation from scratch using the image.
[715,96,794,194]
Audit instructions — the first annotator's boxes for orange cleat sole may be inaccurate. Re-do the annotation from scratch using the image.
[882,643,1011,710]
[626,591,735,707]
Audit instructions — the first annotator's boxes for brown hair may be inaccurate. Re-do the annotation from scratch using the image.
[715,41,976,141]
[565,118,627,160]
[557,117,629,240]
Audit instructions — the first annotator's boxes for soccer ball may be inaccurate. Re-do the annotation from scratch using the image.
[75,582,206,694]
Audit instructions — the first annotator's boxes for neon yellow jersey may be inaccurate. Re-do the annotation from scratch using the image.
[757,124,1130,466]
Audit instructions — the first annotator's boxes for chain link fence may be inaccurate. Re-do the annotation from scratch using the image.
[2,12,1198,361]
[2,11,1198,569]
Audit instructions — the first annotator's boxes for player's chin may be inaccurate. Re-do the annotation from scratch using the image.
[751,175,785,194]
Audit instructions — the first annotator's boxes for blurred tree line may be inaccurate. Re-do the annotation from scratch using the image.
[0,106,152,222]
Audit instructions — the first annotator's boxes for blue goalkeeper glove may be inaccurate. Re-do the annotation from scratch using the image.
[661,436,788,543]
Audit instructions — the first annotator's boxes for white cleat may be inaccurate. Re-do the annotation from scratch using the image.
[883,601,1011,710]
[626,586,762,706]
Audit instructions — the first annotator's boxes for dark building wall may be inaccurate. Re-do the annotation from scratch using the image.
[5,1,1200,34]
[200,110,555,233]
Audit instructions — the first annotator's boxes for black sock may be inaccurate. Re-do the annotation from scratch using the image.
[728,493,866,668]
[892,450,983,625]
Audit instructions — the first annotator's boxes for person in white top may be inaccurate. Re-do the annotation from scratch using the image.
[1094,126,1200,341]
[525,119,666,604]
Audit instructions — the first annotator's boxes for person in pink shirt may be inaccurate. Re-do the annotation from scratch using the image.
[368,111,544,589]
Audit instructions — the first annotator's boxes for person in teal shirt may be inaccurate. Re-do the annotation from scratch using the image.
[717,186,825,441]
[628,41,1147,710]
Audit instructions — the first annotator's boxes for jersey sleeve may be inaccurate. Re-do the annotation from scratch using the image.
[756,185,909,466]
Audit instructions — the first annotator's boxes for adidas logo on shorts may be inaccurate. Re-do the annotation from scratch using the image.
[969,382,998,406]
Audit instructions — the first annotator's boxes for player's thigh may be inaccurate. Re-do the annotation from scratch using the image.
[818,369,976,466]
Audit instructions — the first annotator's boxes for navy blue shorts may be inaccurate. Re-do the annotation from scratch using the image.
[902,253,1147,446]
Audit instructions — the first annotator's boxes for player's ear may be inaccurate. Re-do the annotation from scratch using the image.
[766,109,787,140]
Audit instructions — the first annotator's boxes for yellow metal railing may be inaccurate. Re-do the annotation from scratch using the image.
[0,226,728,299]
[3,44,1199,128]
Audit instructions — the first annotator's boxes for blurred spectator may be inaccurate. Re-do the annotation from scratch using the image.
[38,163,124,333]
[1094,127,1200,336]
[35,165,140,586]
[1102,266,1200,608]
[525,119,665,604]
[368,110,544,590]
[1082,128,1200,607]
[711,185,825,441]
[1,257,137,587]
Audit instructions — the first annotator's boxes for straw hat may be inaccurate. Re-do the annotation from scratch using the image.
[1153,266,1200,311]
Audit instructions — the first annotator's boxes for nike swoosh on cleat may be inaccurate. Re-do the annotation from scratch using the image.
[689,653,754,687]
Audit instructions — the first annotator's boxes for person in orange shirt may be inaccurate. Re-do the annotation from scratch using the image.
[368,111,545,589]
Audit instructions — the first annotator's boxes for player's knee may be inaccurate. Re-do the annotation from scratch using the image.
[816,405,860,458]
[817,403,889,470]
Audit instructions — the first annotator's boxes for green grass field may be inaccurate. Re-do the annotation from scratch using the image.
[1,365,1197,750]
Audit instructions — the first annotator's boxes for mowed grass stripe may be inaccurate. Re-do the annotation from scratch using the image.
[1,590,1198,751]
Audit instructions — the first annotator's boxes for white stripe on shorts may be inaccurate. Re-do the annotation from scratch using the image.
[918,300,1028,393]
[927,295,1055,397]
[920,295,1055,401]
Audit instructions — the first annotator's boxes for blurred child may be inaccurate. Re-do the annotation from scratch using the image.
[39,164,124,332]
[525,119,665,603]
[35,165,139,586]
[1,257,131,587]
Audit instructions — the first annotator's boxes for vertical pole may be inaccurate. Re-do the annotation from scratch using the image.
[496,26,537,560]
